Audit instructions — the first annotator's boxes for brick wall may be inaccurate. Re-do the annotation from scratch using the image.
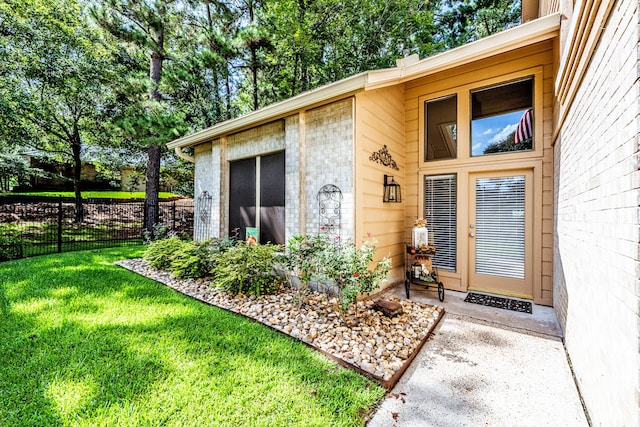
[554,0,639,423]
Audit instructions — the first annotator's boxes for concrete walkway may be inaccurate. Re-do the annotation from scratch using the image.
[367,286,589,426]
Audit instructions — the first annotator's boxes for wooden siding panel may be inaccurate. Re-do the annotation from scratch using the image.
[355,85,406,290]
[405,40,554,92]
[404,41,556,305]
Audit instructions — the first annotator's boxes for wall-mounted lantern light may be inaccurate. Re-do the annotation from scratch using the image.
[383,175,402,203]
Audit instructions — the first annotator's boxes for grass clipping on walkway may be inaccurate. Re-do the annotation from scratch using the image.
[0,247,385,426]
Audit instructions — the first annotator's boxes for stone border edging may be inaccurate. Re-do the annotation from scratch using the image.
[115,259,445,390]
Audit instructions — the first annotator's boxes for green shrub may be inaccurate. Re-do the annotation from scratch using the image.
[145,235,240,279]
[143,223,174,244]
[212,243,280,296]
[170,237,236,279]
[283,233,391,315]
[278,234,327,307]
[143,236,193,270]
[168,241,205,278]
[0,231,23,262]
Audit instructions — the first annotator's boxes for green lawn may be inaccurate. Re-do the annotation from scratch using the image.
[0,222,144,259]
[0,247,384,426]
[1,191,182,199]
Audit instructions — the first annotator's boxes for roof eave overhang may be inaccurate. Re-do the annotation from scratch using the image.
[168,13,561,149]
[167,73,369,149]
[365,12,561,90]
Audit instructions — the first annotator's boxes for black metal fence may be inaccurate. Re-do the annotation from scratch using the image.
[0,197,194,261]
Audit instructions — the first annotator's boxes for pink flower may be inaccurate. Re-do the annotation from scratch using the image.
[353,273,360,278]
[367,231,372,238]
[320,226,326,231]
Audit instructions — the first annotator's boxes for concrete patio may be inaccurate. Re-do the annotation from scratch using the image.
[367,285,589,426]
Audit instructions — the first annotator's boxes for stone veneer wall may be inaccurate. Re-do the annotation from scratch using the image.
[553,0,639,423]
[193,142,215,240]
[226,120,285,161]
[191,101,354,242]
[304,99,355,239]
[284,115,301,242]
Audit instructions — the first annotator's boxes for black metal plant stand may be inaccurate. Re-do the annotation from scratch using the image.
[405,244,445,302]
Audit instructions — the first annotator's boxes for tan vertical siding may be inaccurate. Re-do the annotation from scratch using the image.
[538,0,560,16]
[404,40,555,305]
[355,85,406,289]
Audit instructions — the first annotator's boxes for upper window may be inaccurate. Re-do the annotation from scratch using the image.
[425,95,457,161]
[471,78,533,157]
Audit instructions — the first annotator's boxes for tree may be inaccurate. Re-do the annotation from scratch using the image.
[483,132,532,154]
[165,0,239,128]
[235,0,272,111]
[248,0,440,107]
[92,0,186,235]
[434,0,521,49]
[0,0,115,221]
[0,151,32,192]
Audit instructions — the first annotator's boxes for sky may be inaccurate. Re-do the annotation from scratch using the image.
[471,110,524,155]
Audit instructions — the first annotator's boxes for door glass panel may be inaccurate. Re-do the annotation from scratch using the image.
[229,158,256,240]
[425,95,457,161]
[424,174,457,272]
[471,78,533,156]
[259,151,285,244]
[475,176,525,279]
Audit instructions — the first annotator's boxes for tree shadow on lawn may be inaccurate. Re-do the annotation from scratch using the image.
[0,250,383,425]
[0,288,170,425]
[0,251,181,425]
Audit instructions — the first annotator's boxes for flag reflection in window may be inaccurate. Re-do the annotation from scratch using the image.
[471,78,534,156]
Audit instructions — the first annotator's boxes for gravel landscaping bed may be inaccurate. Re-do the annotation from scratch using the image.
[116,258,444,388]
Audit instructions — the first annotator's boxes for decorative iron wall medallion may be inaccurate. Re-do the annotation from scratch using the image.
[195,190,212,239]
[317,184,342,238]
[369,145,399,171]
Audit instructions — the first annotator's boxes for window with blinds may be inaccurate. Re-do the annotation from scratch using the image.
[424,174,457,272]
[475,176,525,279]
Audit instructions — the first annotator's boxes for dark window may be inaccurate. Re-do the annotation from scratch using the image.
[259,151,285,244]
[228,152,286,245]
[229,157,256,241]
[425,95,457,161]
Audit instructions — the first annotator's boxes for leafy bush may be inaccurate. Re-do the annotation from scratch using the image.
[143,223,175,244]
[168,241,208,278]
[212,242,280,296]
[283,233,391,315]
[0,231,23,262]
[278,234,329,307]
[144,235,239,279]
[170,237,236,279]
[143,236,192,270]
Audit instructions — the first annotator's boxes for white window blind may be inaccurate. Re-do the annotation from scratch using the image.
[424,175,457,272]
[475,176,525,279]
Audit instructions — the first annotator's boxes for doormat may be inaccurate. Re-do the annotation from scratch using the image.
[464,292,532,314]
